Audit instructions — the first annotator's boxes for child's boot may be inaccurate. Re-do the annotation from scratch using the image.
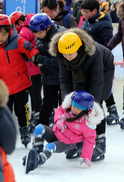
[20,126,31,148]
[25,143,56,174]
[28,112,40,133]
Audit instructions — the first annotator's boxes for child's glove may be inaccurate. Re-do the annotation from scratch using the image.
[56,115,67,132]
[32,53,44,66]
[80,157,91,167]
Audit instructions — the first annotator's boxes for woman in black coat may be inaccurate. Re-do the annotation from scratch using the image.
[49,28,114,161]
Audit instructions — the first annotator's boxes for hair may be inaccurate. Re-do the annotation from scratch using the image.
[42,0,65,10]
[81,0,100,12]
[65,107,89,122]
[15,14,25,25]
[0,25,11,33]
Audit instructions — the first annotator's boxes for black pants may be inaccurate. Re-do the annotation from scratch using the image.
[7,88,29,128]
[29,74,42,113]
[39,85,60,126]
[105,93,115,107]
[36,125,70,153]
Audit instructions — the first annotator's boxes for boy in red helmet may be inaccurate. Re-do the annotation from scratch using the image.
[0,14,39,147]
[9,12,42,133]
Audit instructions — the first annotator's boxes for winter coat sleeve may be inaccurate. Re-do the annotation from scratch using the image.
[0,106,16,154]
[107,20,122,50]
[17,37,40,59]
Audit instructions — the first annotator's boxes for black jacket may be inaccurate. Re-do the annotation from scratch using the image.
[49,28,114,102]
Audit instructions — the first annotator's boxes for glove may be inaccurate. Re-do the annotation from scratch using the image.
[32,53,44,66]
[56,120,67,132]
[80,157,91,167]
[33,124,45,138]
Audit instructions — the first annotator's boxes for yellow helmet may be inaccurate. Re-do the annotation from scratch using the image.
[58,32,82,54]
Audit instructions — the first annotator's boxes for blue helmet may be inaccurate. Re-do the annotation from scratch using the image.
[71,90,94,110]
[29,13,53,31]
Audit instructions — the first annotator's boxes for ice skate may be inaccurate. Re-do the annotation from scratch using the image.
[28,112,40,133]
[25,149,47,174]
[119,118,124,129]
[65,142,82,159]
[105,105,119,125]
[91,136,106,162]
[20,126,31,148]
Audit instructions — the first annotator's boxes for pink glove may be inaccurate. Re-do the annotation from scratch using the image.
[56,116,67,132]
[80,157,91,167]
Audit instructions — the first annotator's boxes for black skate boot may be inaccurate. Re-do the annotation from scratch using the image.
[25,142,55,174]
[22,138,44,166]
[25,149,46,174]
[65,142,83,159]
[105,105,119,125]
[28,112,40,133]
[119,118,124,129]
[20,126,31,148]
[32,137,44,154]
[91,136,106,162]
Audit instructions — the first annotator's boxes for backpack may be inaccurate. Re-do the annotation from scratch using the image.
[63,13,70,28]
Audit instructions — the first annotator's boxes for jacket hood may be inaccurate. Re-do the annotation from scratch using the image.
[16,13,34,32]
[24,13,35,26]
[117,3,124,19]
[0,80,9,107]
[49,27,95,57]
[62,92,104,126]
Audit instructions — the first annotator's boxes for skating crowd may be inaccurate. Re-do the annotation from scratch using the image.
[0,0,124,180]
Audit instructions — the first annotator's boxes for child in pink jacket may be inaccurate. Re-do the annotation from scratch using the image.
[24,90,104,174]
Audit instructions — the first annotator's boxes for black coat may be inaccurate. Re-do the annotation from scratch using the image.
[49,28,114,102]
[0,106,16,154]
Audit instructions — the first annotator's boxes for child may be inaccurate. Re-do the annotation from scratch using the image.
[0,14,40,147]
[28,13,64,128]
[9,12,42,132]
[101,2,110,14]
[24,90,104,174]
[0,79,16,182]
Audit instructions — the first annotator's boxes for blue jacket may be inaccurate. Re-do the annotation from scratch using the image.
[81,12,113,47]
[110,10,119,23]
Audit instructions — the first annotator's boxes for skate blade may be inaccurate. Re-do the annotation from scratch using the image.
[91,155,105,162]
[107,120,119,125]
[66,152,81,159]
[25,150,37,174]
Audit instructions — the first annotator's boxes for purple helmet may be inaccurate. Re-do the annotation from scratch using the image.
[71,90,94,110]
[29,13,53,32]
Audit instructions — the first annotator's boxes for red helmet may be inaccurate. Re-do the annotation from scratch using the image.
[9,11,23,24]
[0,14,11,25]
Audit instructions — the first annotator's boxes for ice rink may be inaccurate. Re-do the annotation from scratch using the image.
[8,44,124,182]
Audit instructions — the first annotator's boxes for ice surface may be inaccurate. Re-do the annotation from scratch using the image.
[8,124,124,182]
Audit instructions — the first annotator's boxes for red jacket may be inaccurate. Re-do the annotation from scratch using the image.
[0,26,39,95]
[0,147,15,182]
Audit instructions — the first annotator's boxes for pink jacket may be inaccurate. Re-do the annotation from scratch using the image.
[53,92,104,160]
[18,14,40,77]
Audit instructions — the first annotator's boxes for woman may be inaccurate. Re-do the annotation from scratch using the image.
[41,0,77,28]
[49,28,114,161]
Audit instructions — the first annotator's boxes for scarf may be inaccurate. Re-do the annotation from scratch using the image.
[64,52,87,83]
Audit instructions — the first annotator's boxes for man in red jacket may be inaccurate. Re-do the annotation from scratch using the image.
[0,14,39,147]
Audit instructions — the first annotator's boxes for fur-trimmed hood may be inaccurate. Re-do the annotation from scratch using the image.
[62,92,104,126]
[49,28,96,57]
[0,80,9,107]
[117,3,124,19]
